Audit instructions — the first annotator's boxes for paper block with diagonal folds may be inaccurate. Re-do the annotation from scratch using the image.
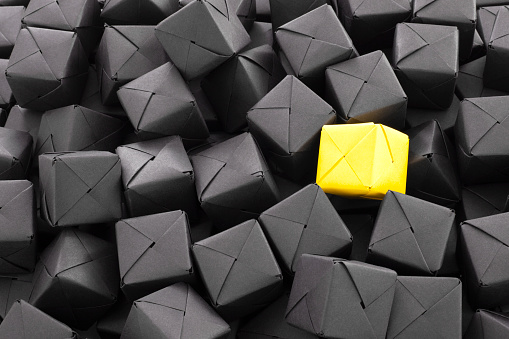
[0,275,32,321]
[116,136,199,218]
[460,212,509,309]
[101,0,179,25]
[155,0,251,81]
[192,219,283,320]
[258,184,352,275]
[392,23,459,110]
[180,0,257,30]
[275,5,356,94]
[0,180,36,274]
[386,276,462,339]
[191,132,279,229]
[325,50,407,130]
[5,106,42,155]
[0,6,23,58]
[39,151,122,226]
[316,123,409,200]
[0,59,14,108]
[29,229,119,330]
[247,75,336,180]
[465,310,509,339]
[455,96,509,184]
[269,0,327,31]
[121,283,231,339]
[286,254,397,339]
[456,57,509,100]
[117,62,209,141]
[460,183,509,221]
[115,211,195,301]
[0,300,79,339]
[5,27,89,111]
[0,127,32,180]
[95,25,169,105]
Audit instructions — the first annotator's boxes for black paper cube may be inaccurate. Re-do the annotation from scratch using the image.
[258,183,352,275]
[386,276,462,339]
[460,183,509,221]
[191,132,279,229]
[247,75,335,180]
[392,23,459,110]
[117,62,209,141]
[325,50,407,130]
[0,275,32,321]
[406,120,460,207]
[4,106,42,153]
[0,59,13,108]
[460,212,509,308]
[29,229,119,330]
[269,0,326,30]
[405,95,460,137]
[192,219,283,320]
[275,4,356,93]
[0,127,32,180]
[121,283,231,339]
[456,56,509,100]
[286,254,397,339]
[465,310,509,339]
[455,96,509,185]
[116,211,194,301]
[116,136,198,218]
[367,191,456,275]
[95,25,169,105]
[0,300,79,338]
[155,0,250,81]
[0,6,23,59]
[39,151,122,226]
[101,0,179,25]
[202,44,286,133]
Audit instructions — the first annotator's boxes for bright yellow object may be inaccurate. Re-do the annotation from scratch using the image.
[316,123,409,200]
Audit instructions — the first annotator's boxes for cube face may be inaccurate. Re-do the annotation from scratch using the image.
[0,276,32,321]
[101,0,179,25]
[39,151,122,226]
[0,59,13,108]
[0,7,23,58]
[0,127,33,180]
[456,57,509,100]
[405,95,460,136]
[269,0,327,31]
[465,310,509,339]
[4,106,42,147]
[316,123,409,200]
[460,183,509,221]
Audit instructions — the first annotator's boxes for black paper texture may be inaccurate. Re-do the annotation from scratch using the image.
[0,127,32,180]
[405,94,459,137]
[456,56,509,100]
[0,6,23,58]
[101,0,179,25]
[268,0,326,31]
[460,182,509,221]
[4,106,42,154]
[464,309,509,338]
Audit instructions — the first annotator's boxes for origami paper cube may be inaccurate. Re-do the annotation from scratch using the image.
[258,184,352,275]
[406,120,460,207]
[29,229,119,330]
[461,212,509,308]
[460,183,509,221]
[316,123,409,200]
[0,59,13,108]
[0,6,23,58]
[192,219,283,320]
[155,0,250,81]
[269,0,326,30]
[456,57,509,100]
[4,106,42,154]
[367,191,456,275]
[0,300,79,339]
[0,275,32,321]
[116,136,199,218]
[247,75,336,180]
[95,25,169,105]
[455,97,509,185]
[116,211,194,301]
[121,283,231,339]
[405,95,460,137]
[325,50,407,130]
[0,127,32,180]
[202,44,285,133]
[286,254,397,338]
[275,5,357,93]
[386,276,462,339]
[39,151,122,226]
[117,62,209,141]
[465,310,509,339]
[191,132,280,229]
[392,23,459,110]
[101,0,179,25]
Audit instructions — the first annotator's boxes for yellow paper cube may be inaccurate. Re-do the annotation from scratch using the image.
[316,123,409,200]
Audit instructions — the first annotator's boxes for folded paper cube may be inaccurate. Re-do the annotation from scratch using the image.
[392,23,459,110]
[95,25,169,105]
[460,213,509,308]
[465,310,509,339]
[191,132,279,229]
[0,300,79,339]
[117,62,209,141]
[29,229,119,330]
[202,44,285,133]
[0,6,23,58]
[155,0,250,81]
[0,127,32,180]
[0,275,32,321]
[0,180,36,274]
[39,151,122,226]
[275,5,356,93]
[6,27,88,111]
[269,0,326,30]
[0,59,13,108]
[455,97,509,184]
[405,95,460,137]
[258,184,352,275]
[101,0,179,25]
[192,219,283,320]
[406,120,460,207]
[116,211,194,301]
[460,183,509,221]
[456,56,509,100]
[367,191,456,275]
[316,123,409,200]
[121,283,231,339]
[386,276,462,339]
[247,75,336,180]
[325,50,407,130]
[286,254,397,339]
[116,136,198,218]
